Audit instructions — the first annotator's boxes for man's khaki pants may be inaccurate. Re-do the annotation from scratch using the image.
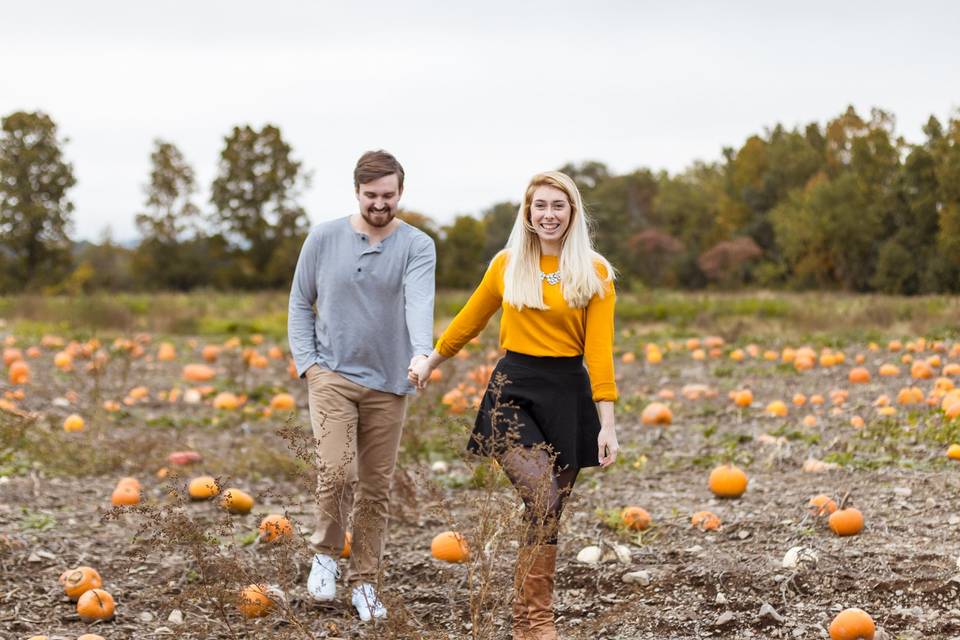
[306,365,406,584]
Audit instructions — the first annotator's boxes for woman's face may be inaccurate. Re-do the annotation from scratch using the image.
[528,185,572,247]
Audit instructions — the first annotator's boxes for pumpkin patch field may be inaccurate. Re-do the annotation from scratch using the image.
[2,293,960,639]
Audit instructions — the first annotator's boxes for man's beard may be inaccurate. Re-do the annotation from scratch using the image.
[361,207,394,228]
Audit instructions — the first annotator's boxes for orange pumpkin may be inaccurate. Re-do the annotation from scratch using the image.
[8,360,30,384]
[201,345,221,362]
[640,402,672,426]
[111,482,140,506]
[341,531,352,558]
[157,342,176,361]
[269,393,295,411]
[829,507,864,536]
[878,363,900,376]
[63,414,85,433]
[732,389,753,408]
[848,367,870,383]
[76,588,115,622]
[61,566,103,600]
[828,607,875,640]
[220,488,254,514]
[765,400,788,417]
[431,531,469,563]
[620,506,651,531]
[807,494,837,517]
[690,510,721,531]
[708,464,748,498]
[187,476,220,500]
[258,514,293,543]
[212,391,241,410]
[182,363,215,382]
[237,584,273,618]
[946,444,960,460]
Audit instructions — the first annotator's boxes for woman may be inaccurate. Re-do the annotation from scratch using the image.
[409,170,619,640]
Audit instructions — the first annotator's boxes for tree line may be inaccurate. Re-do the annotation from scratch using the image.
[1,106,958,295]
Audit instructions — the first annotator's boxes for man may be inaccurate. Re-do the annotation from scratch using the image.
[287,150,435,621]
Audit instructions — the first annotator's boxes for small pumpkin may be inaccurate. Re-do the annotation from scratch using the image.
[828,607,875,640]
[690,510,721,531]
[157,342,176,361]
[187,475,220,500]
[807,494,837,517]
[765,400,788,417]
[258,514,293,543]
[878,363,900,377]
[848,367,870,383]
[269,393,295,411]
[220,488,254,514]
[620,506,651,531]
[640,402,672,426]
[431,531,469,563]
[237,584,273,618]
[732,389,753,408]
[212,391,241,410]
[201,345,221,362]
[182,363,216,382]
[76,588,115,622]
[708,464,748,498]
[63,414,85,433]
[111,483,140,507]
[829,507,864,537]
[168,450,202,465]
[62,566,103,600]
[77,635,106,640]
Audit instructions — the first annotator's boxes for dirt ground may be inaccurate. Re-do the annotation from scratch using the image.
[2,334,960,639]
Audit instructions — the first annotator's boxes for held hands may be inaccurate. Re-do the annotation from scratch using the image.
[597,423,619,468]
[407,355,433,391]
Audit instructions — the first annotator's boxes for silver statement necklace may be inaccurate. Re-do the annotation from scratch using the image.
[539,269,561,285]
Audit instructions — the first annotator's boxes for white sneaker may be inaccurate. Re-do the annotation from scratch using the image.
[307,554,339,601]
[351,582,387,622]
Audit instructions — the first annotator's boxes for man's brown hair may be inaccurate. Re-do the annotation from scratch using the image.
[354,150,405,191]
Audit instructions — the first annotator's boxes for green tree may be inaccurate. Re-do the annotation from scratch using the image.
[437,215,486,288]
[0,111,76,290]
[481,200,517,260]
[134,140,206,290]
[210,124,310,287]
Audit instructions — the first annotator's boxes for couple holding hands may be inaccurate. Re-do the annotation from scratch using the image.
[288,150,619,639]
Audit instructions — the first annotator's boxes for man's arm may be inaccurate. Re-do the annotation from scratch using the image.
[287,230,321,378]
[403,234,437,360]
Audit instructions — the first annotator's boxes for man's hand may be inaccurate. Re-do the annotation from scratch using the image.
[408,354,431,391]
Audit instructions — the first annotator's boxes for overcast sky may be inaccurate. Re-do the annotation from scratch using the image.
[2,1,957,242]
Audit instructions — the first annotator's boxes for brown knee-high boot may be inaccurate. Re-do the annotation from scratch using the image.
[512,544,558,640]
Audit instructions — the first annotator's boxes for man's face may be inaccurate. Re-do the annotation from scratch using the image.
[356,174,402,228]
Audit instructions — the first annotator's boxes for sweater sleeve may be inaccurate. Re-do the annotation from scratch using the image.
[435,252,504,358]
[584,261,618,401]
[287,229,321,378]
[403,233,437,357]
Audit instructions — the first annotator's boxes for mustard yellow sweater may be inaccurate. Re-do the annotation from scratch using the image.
[436,251,618,401]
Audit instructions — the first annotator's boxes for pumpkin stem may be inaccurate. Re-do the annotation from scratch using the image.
[838,490,851,510]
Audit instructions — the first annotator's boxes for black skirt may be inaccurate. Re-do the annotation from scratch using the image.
[467,350,603,471]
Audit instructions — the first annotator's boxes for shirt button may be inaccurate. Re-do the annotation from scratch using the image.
[357,267,362,272]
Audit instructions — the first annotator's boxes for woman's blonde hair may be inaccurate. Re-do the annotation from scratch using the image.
[502,170,614,310]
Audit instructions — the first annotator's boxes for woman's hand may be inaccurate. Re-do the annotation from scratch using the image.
[597,424,619,468]
[596,401,618,467]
